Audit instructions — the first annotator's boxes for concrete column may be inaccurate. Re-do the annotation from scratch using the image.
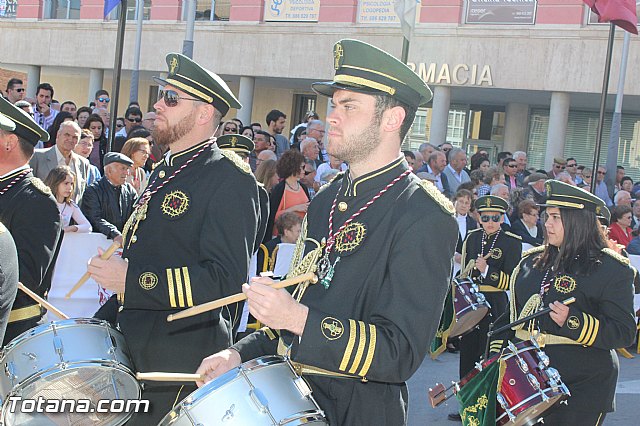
[25,65,41,99]
[88,69,105,106]
[237,76,255,126]
[544,92,570,169]
[503,102,529,153]
[429,86,451,145]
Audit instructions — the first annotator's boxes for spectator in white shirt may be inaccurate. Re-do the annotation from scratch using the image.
[44,166,92,233]
[443,148,471,193]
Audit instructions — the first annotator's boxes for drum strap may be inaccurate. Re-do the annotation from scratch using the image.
[514,330,581,347]
[478,285,506,293]
[8,305,41,323]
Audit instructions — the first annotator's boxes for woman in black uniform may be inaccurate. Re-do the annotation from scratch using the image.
[508,180,636,425]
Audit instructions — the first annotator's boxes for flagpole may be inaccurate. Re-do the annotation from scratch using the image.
[109,0,128,153]
[589,23,616,195]
[401,36,410,64]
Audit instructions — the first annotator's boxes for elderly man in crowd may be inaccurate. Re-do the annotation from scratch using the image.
[595,165,613,207]
[300,137,321,168]
[443,148,470,193]
[524,172,547,204]
[306,119,327,162]
[503,157,520,190]
[565,157,581,185]
[249,130,274,172]
[547,157,566,179]
[81,152,137,244]
[513,151,530,182]
[30,121,90,203]
[424,150,450,197]
[614,190,632,207]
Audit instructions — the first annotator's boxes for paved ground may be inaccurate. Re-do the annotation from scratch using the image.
[407,348,640,425]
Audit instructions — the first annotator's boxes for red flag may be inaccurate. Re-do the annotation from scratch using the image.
[584,0,638,34]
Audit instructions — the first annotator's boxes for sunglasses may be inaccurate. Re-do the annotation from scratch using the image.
[304,170,313,176]
[160,89,200,107]
[566,163,577,167]
[480,214,502,223]
[224,127,237,132]
[14,88,25,93]
[597,171,606,175]
[506,164,517,168]
[584,175,592,179]
[554,165,566,169]
[127,117,142,123]
[97,97,110,103]
[115,123,125,128]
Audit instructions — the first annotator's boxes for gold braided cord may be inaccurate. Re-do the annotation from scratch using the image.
[509,259,524,323]
[288,216,308,277]
[513,294,542,332]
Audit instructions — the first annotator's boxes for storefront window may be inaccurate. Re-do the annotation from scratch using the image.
[195,0,231,21]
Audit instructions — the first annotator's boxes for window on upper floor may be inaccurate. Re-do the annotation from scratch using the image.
[194,0,231,21]
[44,0,81,19]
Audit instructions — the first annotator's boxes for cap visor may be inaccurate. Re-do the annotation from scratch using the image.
[311,81,385,99]
[0,115,15,132]
[153,76,170,87]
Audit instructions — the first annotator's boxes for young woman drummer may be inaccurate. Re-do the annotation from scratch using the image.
[500,180,636,425]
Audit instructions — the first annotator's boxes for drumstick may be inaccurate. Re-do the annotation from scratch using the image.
[167,272,318,322]
[18,282,69,320]
[136,372,203,382]
[65,241,121,299]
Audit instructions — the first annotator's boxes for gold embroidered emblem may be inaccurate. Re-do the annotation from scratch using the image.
[161,190,190,218]
[335,222,366,254]
[158,170,166,178]
[486,198,492,208]
[567,316,580,330]
[418,180,455,215]
[334,43,344,70]
[230,136,237,147]
[139,272,158,290]
[545,181,552,194]
[553,275,576,294]
[169,56,179,74]
[321,317,344,340]
[490,248,502,259]
[595,205,601,214]
[338,202,347,212]
[490,272,499,281]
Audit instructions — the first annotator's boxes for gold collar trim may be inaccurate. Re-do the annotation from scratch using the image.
[347,156,405,196]
[169,139,213,166]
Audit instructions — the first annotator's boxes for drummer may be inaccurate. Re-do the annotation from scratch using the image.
[451,195,522,421]
[196,39,458,425]
[498,180,636,424]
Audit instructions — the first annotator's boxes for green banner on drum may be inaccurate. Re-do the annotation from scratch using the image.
[456,359,504,426]
[429,285,454,358]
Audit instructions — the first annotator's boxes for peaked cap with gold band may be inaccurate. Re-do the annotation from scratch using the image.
[0,96,49,145]
[540,179,605,214]
[217,134,254,155]
[153,53,241,116]
[311,39,433,109]
[475,195,508,214]
[0,109,15,132]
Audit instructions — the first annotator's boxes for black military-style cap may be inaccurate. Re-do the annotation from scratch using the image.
[540,180,605,214]
[312,39,433,109]
[475,195,508,214]
[0,110,15,132]
[597,205,611,226]
[217,134,254,155]
[153,53,241,116]
[0,96,49,145]
[103,152,134,167]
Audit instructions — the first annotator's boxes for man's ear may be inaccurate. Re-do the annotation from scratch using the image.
[196,104,216,126]
[381,106,406,134]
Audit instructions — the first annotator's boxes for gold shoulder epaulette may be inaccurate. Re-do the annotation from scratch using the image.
[221,149,252,175]
[419,180,454,215]
[30,177,52,196]
[0,222,5,234]
[316,172,344,196]
[257,181,265,188]
[522,245,545,257]
[468,228,483,234]
[152,160,163,170]
[601,247,630,266]
[505,231,522,240]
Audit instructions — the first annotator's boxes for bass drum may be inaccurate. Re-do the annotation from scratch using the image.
[0,318,140,426]
[159,356,327,426]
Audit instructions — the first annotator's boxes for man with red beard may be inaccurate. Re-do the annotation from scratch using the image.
[88,53,261,424]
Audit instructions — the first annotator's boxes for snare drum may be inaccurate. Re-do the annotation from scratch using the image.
[449,277,490,337]
[0,318,140,426]
[159,356,327,426]
[457,339,570,426]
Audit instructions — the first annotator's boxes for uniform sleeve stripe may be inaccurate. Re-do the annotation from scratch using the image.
[182,267,193,307]
[586,315,600,346]
[358,324,376,377]
[174,268,185,307]
[167,269,177,308]
[339,319,357,372]
[577,313,592,344]
[258,244,269,273]
[349,321,367,374]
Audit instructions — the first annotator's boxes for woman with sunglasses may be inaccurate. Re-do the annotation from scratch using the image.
[493,180,636,425]
[450,195,523,422]
[215,120,239,137]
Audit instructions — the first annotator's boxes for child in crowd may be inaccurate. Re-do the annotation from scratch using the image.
[44,166,92,233]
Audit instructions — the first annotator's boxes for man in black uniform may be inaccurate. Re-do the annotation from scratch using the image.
[196,39,458,425]
[0,97,62,345]
[451,195,522,421]
[88,53,260,424]
[0,222,18,343]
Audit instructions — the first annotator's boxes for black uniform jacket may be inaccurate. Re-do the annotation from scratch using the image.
[119,141,260,375]
[504,246,636,413]
[81,177,137,239]
[461,228,522,291]
[0,223,19,342]
[0,171,62,326]
[234,157,458,425]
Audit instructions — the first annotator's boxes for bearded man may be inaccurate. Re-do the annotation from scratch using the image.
[87,53,261,424]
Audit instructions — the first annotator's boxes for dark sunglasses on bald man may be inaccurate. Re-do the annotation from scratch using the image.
[159,89,200,107]
[480,214,502,223]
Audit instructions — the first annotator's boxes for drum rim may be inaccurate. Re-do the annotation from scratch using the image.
[3,360,141,401]
[1,318,116,355]
[496,390,567,423]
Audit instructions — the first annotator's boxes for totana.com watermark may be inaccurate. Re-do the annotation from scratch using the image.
[5,397,150,413]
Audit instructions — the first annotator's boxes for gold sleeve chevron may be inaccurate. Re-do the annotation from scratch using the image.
[338,319,377,377]
[575,313,600,346]
[489,340,504,354]
[498,272,510,290]
[166,267,194,308]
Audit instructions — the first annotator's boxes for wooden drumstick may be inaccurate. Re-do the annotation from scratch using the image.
[167,272,318,322]
[65,241,121,299]
[18,282,69,320]
[136,372,203,382]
